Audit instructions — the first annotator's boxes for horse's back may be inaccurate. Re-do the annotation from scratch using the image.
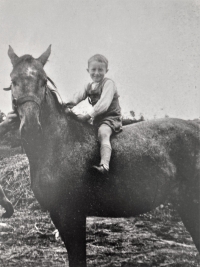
[112,118,200,178]
[120,118,199,138]
[113,118,200,152]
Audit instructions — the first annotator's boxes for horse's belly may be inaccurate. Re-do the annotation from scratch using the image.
[86,154,176,217]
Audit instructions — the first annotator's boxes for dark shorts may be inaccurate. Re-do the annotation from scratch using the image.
[94,115,122,133]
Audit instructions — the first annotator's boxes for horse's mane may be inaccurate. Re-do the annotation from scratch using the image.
[46,78,64,113]
[46,78,141,128]
[48,84,95,133]
[46,78,86,124]
[47,83,142,129]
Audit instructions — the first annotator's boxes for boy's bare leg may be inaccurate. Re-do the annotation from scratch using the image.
[92,124,112,174]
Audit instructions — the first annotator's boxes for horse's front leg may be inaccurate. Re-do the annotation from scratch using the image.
[50,208,86,267]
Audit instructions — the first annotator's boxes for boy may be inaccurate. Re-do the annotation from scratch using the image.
[0,110,19,137]
[65,54,122,175]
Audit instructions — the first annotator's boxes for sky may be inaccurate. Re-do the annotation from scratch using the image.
[0,0,199,120]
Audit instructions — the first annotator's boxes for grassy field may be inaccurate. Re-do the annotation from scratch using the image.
[0,150,199,266]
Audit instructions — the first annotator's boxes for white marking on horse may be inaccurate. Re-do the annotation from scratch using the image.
[26,67,37,77]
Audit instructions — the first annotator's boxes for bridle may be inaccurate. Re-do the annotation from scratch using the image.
[12,86,47,114]
[11,76,59,113]
[4,75,63,130]
[12,94,44,112]
[11,84,48,143]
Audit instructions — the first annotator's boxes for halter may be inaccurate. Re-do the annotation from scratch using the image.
[4,75,63,117]
[12,85,47,113]
[11,76,60,112]
[12,94,43,111]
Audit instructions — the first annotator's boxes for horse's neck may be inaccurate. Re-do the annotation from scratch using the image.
[40,91,95,153]
[23,90,62,161]
[42,93,62,127]
[26,89,96,172]
[40,91,67,143]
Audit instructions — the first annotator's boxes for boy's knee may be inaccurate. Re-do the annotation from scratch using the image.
[98,132,109,142]
[98,124,112,142]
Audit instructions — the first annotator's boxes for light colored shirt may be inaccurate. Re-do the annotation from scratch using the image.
[0,121,9,138]
[67,80,117,118]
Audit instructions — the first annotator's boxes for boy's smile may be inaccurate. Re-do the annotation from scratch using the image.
[87,61,108,83]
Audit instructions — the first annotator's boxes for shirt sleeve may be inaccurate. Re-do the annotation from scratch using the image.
[88,80,115,118]
[65,84,88,107]
[0,121,9,138]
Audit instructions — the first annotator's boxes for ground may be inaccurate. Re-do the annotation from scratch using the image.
[0,149,199,267]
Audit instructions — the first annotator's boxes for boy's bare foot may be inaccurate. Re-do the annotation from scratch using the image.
[91,165,108,175]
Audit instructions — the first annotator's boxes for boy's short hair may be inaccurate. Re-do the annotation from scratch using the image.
[88,54,108,69]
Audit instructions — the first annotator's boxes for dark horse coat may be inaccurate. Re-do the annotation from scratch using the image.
[7,46,200,267]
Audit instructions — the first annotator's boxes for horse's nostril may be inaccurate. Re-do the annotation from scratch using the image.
[12,98,17,109]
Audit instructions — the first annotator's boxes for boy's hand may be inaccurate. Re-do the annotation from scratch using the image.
[63,102,76,109]
[3,111,20,130]
[75,114,91,122]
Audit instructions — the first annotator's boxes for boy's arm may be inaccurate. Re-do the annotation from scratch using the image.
[0,121,9,137]
[0,111,19,138]
[65,85,88,108]
[88,80,115,118]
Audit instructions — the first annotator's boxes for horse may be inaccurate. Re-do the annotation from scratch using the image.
[6,45,200,267]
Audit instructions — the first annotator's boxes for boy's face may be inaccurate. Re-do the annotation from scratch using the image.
[87,61,108,83]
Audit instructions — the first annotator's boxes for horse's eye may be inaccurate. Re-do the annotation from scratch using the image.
[42,80,47,86]
[12,81,17,86]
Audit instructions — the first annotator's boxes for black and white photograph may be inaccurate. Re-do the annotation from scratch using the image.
[0,0,199,266]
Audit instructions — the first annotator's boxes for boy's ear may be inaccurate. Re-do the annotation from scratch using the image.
[106,69,109,73]
[86,68,89,73]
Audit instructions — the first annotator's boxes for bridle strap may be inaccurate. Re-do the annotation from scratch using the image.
[47,76,57,89]
[13,95,41,109]
[12,84,47,111]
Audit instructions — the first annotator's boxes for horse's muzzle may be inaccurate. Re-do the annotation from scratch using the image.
[18,102,42,139]
[20,121,42,137]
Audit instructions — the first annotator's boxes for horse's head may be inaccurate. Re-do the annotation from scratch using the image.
[7,46,51,140]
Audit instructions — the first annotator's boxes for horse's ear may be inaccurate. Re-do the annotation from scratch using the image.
[8,46,19,66]
[37,45,51,66]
